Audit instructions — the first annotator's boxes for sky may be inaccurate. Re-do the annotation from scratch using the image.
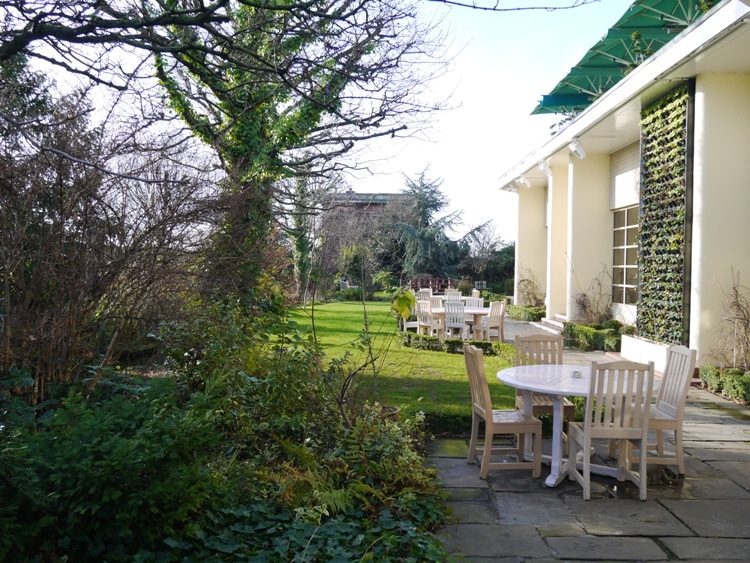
[347,0,635,243]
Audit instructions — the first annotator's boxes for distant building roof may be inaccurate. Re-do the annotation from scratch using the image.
[335,189,411,209]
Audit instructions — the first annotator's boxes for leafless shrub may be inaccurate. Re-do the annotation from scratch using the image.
[517,268,545,307]
[574,267,613,325]
[710,270,750,370]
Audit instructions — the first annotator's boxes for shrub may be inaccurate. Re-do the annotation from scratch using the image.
[507,304,545,322]
[700,366,750,404]
[562,322,622,352]
[2,300,452,560]
[399,333,513,358]
[620,324,636,335]
[722,371,750,405]
[699,365,723,393]
[10,378,221,561]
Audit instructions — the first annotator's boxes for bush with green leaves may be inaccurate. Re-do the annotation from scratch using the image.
[0,299,451,561]
[699,366,750,404]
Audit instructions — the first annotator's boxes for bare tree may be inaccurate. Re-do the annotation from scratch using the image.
[426,0,600,12]
[466,224,499,282]
[0,60,220,404]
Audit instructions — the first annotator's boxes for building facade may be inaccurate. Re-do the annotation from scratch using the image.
[498,0,750,368]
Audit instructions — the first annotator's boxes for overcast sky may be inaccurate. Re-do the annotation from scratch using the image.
[348,0,634,243]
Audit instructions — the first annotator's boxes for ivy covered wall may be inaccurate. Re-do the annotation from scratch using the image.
[636,85,690,344]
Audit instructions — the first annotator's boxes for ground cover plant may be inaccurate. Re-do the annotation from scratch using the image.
[0,300,453,561]
[289,300,516,434]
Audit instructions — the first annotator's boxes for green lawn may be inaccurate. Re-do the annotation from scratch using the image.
[289,301,517,434]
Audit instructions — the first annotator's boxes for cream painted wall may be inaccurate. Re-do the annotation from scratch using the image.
[515,184,548,306]
[546,166,569,318]
[566,154,612,322]
[691,73,750,364]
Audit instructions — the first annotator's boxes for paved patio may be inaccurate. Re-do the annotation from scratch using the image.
[430,320,750,561]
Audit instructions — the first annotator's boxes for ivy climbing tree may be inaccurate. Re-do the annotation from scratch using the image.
[1,0,446,300]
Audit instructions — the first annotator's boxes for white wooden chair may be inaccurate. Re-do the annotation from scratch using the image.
[568,360,655,500]
[429,296,443,310]
[514,334,576,423]
[416,288,432,301]
[416,300,443,339]
[463,297,484,330]
[400,307,419,332]
[464,344,542,479]
[614,345,697,474]
[444,288,461,301]
[444,300,467,339]
[475,300,506,342]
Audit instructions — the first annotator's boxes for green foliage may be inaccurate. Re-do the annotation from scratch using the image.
[507,304,545,322]
[399,333,511,358]
[391,287,417,320]
[562,322,621,352]
[396,171,466,279]
[722,372,750,405]
[457,278,474,295]
[700,365,750,404]
[1,300,452,560]
[699,365,723,393]
[0,378,220,561]
[638,85,690,344]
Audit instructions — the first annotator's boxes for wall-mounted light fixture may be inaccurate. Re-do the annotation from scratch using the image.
[569,138,586,159]
[516,175,531,189]
[538,161,552,177]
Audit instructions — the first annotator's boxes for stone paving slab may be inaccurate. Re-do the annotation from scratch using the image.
[660,499,750,538]
[708,461,750,490]
[440,523,552,559]
[493,492,580,527]
[545,536,669,561]
[562,497,694,536]
[660,537,750,560]
[646,472,750,500]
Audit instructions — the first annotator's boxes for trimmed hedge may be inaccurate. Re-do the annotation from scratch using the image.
[399,332,514,360]
[699,366,750,405]
[562,322,622,352]
[506,304,545,322]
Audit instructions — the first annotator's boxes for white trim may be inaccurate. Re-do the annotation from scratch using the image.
[497,0,750,189]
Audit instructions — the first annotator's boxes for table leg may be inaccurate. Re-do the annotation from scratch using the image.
[545,396,568,487]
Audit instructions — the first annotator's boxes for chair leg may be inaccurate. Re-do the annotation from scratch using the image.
[608,438,617,459]
[655,429,665,458]
[639,439,648,501]
[532,428,541,478]
[467,414,479,464]
[582,438,591,500]
[480,426,492,479]
[675,428,685,475]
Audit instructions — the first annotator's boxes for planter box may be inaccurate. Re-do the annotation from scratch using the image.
[620,335,669,374]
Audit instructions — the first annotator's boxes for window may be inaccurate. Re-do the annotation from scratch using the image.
[612,206,638,305]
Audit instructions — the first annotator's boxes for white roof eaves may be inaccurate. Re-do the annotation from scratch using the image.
[498,0,750,192]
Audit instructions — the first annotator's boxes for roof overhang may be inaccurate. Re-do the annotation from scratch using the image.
[500,0,750,192]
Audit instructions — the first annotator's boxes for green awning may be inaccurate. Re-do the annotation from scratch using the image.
[531,0,713,115]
